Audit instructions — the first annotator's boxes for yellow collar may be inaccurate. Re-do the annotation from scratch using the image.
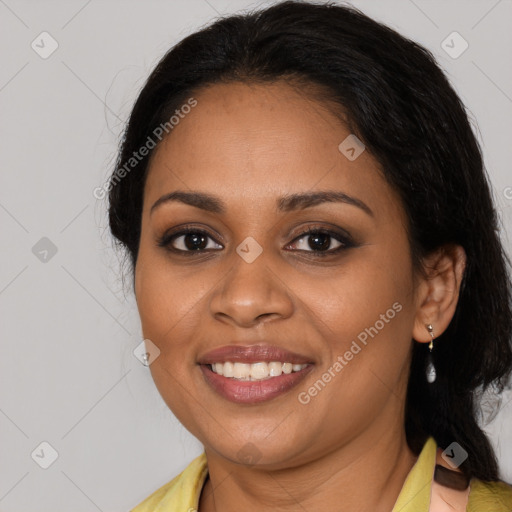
[135,436,512,512]
[131,438,437,511]
[391,436,437,511]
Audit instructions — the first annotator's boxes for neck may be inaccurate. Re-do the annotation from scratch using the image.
[198,423,418,512]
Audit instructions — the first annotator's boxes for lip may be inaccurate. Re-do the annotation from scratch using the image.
[197,344,315,404]
[200,363,314,404]
[197,344,313,365]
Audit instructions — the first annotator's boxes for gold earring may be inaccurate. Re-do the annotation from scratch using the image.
[426,324,436,383]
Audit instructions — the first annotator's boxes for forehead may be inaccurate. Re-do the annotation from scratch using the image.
[143,80,400,220]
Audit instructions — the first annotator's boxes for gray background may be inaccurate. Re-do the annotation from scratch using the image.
[1,0,511,510]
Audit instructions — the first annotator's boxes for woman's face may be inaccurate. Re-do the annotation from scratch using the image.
[135,80,421,468]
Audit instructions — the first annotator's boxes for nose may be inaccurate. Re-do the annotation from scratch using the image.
[209,251,294,328]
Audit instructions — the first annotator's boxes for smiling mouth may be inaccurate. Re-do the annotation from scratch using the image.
[197,344,314,403]
[200,362,314,404]
[208,361,310,381]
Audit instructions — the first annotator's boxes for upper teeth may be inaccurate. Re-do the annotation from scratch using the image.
[210,361,308,380]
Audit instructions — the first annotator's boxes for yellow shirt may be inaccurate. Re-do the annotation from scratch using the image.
[131,437,512,511]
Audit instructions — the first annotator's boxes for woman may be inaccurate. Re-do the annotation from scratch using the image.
[107,1,512,510]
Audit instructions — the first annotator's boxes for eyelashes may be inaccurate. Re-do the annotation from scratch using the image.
[286,226,352,254]
[156,224,356,258]
[157,227,222,254]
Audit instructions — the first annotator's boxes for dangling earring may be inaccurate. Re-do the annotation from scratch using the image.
[425,323,436,383]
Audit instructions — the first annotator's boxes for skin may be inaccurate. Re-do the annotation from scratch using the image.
[134,80,466,512]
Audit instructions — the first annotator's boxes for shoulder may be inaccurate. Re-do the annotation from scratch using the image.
[468,478,512,511]
[130,453,208,512]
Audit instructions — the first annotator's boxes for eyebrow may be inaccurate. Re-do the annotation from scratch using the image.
[150,190,374,217]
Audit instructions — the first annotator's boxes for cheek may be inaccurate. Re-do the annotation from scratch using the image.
[311,247,411,337]
[303,240,415,400]
[134,240,192,359]
[134,250,211,431]
[135,260,203,350]
[296,257,414,437]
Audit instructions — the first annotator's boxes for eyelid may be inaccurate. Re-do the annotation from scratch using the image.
[156,225,224,254]
[285,226,354,254]
[157,223,355,256]
[157,223,224,242]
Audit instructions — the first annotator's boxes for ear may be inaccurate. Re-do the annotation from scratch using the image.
[412,244,467,343]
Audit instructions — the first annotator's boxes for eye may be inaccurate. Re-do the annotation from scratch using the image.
[157,227,223,254]
[157,225,354,256]
[285,227,353,255]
